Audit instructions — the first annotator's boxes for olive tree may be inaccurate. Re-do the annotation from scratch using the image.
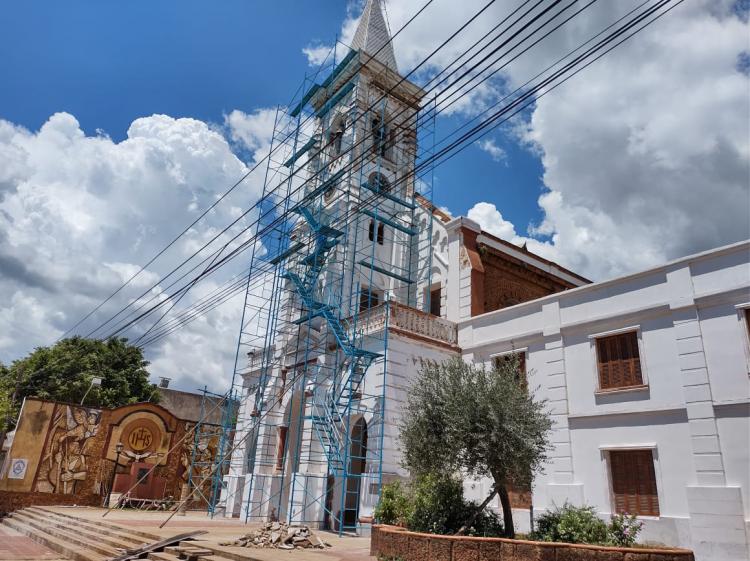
[399,356,552,537]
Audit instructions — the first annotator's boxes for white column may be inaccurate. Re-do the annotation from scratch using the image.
[541,301,583,506]
[667,265,748,561]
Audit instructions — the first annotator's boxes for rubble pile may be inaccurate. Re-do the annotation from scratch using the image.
[220,521,332,550]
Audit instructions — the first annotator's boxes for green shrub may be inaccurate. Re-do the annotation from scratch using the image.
[608,512,643,547]
[532,503,608,545]
[532,504,645,547]
[373,474,503,537]
[374,482,412,526]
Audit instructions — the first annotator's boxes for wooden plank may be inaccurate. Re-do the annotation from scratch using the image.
[107,530,208,561]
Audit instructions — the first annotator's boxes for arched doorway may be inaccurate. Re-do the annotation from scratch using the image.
[342,417,368,528]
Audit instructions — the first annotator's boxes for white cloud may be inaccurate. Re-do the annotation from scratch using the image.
[475,138,506,163]
[302,44,333,67]
[467,202,519,242]
[329,0,749,280]
[0,111,277,391]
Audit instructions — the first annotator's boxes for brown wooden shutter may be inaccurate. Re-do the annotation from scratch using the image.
[610,450,659,516]
[597,331,643,390]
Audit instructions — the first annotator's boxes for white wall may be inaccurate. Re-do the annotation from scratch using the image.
[457,241,750,560]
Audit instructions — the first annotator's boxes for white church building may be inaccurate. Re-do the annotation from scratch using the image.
[222,2,750,560]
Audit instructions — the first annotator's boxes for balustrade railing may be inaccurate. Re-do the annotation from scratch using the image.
[347,301,457,347]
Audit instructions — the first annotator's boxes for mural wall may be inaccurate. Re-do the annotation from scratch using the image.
[34,405,102,495]
[0,398,222,508]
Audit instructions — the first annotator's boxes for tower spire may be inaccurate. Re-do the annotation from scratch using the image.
[350,0,398,71]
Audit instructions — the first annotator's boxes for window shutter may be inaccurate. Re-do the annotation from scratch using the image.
[597,331,643,390]
[597,338,612,388]
[610,450,659,516]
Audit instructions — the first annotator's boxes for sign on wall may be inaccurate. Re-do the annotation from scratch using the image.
[8,458,28,479]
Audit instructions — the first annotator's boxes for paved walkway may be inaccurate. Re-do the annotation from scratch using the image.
[0,525,66,561]
[45,507,374,560]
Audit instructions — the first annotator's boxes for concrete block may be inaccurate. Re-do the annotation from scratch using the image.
[672,317,700,340]
[678,350,707,371]
[682,384,712,404]
[690,513,746,530]
[552,442,572,458]
[546,373,567,389]
[689,435,721,454]
[686,485,742,503]
[681,367,709,387]
[546,483,584,506]
[688,419,717,437]
[547,387,568,402]
[694,471,726,487]
[692,453,724,472]
[676,336,704,355]
[685,402,714,420]
[551,428,571,443]
[548,400,569,415]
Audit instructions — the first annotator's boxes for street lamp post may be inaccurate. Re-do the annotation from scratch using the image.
[104,442,124,508]
[80,376,102,406]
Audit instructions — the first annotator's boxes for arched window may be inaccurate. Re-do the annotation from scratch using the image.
[371,116,387,157]
[329,115,346,156]
[377,223,384,245]
[368,172,390,193]
[368,219,375,241]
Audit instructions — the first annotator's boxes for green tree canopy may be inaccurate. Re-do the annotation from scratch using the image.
[399,356,553,537]
[1,336,157,433]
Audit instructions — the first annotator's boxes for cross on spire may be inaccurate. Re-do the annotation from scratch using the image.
[350,0,398,71]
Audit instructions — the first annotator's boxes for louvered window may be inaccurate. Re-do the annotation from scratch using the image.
[596,331,643,390]
[494,352,527,386]
[610,450,659,516]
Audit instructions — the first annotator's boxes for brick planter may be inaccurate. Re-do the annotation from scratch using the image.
[370,524,695,561]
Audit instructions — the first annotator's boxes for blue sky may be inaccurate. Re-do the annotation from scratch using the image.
[0,0,545,228]
[0,0,746,387]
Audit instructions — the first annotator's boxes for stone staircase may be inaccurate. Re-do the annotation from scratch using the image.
[0,507,238,561]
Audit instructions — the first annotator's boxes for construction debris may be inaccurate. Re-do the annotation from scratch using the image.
[220,521,332,550]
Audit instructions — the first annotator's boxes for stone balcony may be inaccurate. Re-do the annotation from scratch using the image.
[243,302,459,377]
[349,301,459,349]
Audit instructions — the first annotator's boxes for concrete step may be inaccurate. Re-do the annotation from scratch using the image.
[171,542,263,561]
[2,517,106,561]
[31,506,162,540]
[13,510,140,550]
[6,511,121,558]
[24,507,153,549]
[170,547,217,561]
[148,553,183,561]
[166,544,235,561]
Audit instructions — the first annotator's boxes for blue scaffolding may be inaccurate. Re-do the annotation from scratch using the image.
[195,41,437,535]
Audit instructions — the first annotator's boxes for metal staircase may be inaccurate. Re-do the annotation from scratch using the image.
[281,206,379,478]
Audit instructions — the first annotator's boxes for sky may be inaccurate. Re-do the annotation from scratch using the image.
[0,0,748,392]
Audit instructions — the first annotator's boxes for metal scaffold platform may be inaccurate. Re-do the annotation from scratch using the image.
[190,38,437,535]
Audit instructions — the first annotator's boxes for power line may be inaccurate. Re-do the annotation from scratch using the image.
[96,0,616,343]
[60,0,439,341]
[81,0,511,339]
[92,0,678,346]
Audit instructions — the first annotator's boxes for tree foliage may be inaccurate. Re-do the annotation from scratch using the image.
[1,336,156,432]
[399,356,553,537]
